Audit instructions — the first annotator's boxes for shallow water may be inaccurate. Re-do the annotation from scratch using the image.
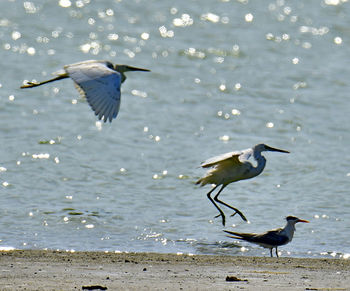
[0,0,349,258]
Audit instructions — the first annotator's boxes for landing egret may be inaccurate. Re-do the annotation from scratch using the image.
[21,60,150,122]
[224,216,309,257]
[196,144,289,225]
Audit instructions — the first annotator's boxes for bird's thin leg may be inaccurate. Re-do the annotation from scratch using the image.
[276,247,279,258]
[270,248,273,257]
[206,185,226,226]
[213,186,248,222]
[20,75,68,89]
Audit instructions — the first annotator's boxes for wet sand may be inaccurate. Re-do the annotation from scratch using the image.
[1,250,349,290]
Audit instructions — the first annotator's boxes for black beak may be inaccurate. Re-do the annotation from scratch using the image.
[125,65,150,72]
[265,145,290,153]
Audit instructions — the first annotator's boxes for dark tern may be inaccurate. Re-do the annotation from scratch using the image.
[224,216,309,257]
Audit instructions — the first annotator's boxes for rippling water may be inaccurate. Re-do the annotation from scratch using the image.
[0,0,349,258]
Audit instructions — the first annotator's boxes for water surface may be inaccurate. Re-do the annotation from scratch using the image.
[0,0,349,258]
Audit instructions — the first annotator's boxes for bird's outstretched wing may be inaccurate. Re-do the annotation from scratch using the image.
[200,151,243,168]
[65,61,121,122]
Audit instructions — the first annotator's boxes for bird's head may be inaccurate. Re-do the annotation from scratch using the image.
[286,216,309,224]
[285,216,309,232]
[114,64,150,83]
[254,144,290,154]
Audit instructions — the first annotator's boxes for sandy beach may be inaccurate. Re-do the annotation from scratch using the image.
[0,250,349,290]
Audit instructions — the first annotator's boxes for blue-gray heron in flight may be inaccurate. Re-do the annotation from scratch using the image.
[21,60,150,122]
[224,216,309,257]
[196,144,289,225]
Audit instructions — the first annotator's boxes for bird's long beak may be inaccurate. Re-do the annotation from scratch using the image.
[265,145,290,153]
[297,219,309,223]
[124,65,150,72]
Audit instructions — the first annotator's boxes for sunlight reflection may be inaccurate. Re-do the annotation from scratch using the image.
[159,26,174,38]
[32,153,50,159]
[334,37,342,45]
[27,47,36,55]
[231,109,241,116]
[59,0,71,8]
[173,14,193,27]
[342,253,350,259]
[95,121,102,131]
[24,1,38,13]
[292,57,299,64]
[201,13,220,23]
[131,89,147,98]
[2,182,10,187]
[234,83,241,90]
[324,0,347,5]
[219,135,230,142]
[245,13,254,22]
[219,84,226,91]
[141,32,149,40]
[0,247,15,251]
[299,26,329,36]
[183,48,205,59]
[12,31,21,40]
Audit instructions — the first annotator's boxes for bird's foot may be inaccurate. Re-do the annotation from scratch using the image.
[21,82,39,89]
[213,214,226,226]
[230,210,248,222]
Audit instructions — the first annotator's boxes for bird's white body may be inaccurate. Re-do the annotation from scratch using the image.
[21,60,149,123]
[197,144,289,225]
[224,216,309,257]
[196,146,267,187]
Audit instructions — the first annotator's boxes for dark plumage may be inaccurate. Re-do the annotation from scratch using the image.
[224,216,309,257]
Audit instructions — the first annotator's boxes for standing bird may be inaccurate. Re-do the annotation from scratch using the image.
[20,60,150,123]
[224,216,309,257]
[196,144,289,225]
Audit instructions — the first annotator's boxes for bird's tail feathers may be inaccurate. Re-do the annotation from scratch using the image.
[196,174,215,186]
[223,230,252,239]
[224,230,242,236]
[225,234,243,240]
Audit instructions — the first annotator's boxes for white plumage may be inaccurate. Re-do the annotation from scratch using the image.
[21,60,150,123]
[197,144,289,226]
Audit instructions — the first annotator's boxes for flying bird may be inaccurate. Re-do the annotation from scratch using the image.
[224,216,309,257]
[21,60,150,122]
[196,144,289,225]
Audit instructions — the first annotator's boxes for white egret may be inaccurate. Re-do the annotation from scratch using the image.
[21,60,150,122]
[196,144,289,225]
[224,216,309,257]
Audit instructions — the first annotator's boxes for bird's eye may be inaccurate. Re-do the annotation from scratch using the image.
[106,62,114,69]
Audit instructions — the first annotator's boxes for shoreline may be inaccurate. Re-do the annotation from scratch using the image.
[1,250,349,290]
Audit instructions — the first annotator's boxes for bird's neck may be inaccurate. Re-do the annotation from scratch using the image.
[251,154,266,176]
[282,222,296,241]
